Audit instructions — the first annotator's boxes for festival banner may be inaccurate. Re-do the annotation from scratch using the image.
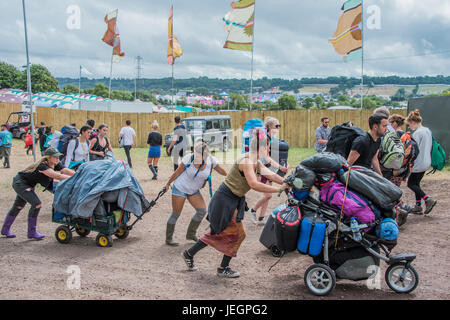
[223,0,255,51]
[329,0,362,62]
[102,9,125,62]
[168,6,183,65]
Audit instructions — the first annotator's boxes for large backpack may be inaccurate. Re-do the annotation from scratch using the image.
[325,124,365,158]
[379,131,405,170]
[395,132,419,177]
[429,136,446,174]
[57,125,80,158]
[242,118,264,153]
[43,133,53,148]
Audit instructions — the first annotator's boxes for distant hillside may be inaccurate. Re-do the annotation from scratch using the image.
[56,75,450,93]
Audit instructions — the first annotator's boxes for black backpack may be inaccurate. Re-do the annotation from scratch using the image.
[325,124,365,159]
[57,126,80,160]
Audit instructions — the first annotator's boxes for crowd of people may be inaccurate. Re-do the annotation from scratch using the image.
[0,109,441,279]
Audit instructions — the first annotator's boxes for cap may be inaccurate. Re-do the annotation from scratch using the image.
[44,147,63,157]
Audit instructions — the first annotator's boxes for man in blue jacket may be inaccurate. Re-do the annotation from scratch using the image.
[0,124,13,168]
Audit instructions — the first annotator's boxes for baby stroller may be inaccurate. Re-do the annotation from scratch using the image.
[284,191,419,296]
[52,160,165,247]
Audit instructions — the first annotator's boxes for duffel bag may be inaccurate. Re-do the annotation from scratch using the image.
[274,206,302,252]
[301,152,348,173]
[297,211,327,257]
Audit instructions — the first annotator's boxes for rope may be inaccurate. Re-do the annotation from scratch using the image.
[334,167,352,248]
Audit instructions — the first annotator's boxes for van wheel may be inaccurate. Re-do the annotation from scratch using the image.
[222,138,230,152]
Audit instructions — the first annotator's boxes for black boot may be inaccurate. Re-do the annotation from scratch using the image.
[149,165,157,180]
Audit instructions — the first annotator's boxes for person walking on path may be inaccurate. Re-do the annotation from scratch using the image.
[89,124,114,161]
[406,109,437,215]
[181,130,290,278]
[147,120,163,180]
[347,113,388,176]
[119,120,136,168]
[1,147,74,240]
[315,117,331,153]
[36,121,47,156]
[163,141,227,246]
[249,117,288,225]
[64,125,92,171]
[0,124,13,168]
[167,116,188,171]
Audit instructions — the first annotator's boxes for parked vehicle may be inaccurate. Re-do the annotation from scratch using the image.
[163,115,233,154]
[5,112,31,140]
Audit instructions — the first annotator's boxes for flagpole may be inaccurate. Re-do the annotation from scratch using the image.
[108,48,114,99]
[22,0,36,162]
[249,1,256,111]
[171,2,174,113]
[79,65,82,109]
[360,0,364,110]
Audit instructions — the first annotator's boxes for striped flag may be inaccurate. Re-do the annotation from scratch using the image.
[167,6,183,65]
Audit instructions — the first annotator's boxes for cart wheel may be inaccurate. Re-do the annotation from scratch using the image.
[55,226,72,244]
[115,225,129,240]
[304,264,336,296]
[75,227,91,237]
[96,233,113,248]
[270,245,285,258]
[385,262,419,294]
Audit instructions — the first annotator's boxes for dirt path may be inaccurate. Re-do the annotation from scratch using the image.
[0,145,449,300]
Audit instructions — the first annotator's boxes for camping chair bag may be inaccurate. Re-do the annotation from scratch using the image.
[338,166,402,211]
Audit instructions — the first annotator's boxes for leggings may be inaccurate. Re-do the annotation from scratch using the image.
[407,172,426,202]
[7,176,42,218]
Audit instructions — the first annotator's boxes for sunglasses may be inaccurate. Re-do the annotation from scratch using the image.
[275,124,281,129]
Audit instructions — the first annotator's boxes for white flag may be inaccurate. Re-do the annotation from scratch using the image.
[81,66,92,76]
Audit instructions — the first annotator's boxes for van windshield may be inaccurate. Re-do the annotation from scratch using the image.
[185,120,205,130]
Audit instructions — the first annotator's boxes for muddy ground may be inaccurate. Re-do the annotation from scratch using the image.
[0,143,449,300]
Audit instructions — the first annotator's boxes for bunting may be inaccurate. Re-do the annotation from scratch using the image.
[223,0,255,51]
[329,0,362,62]
[167,6,183,65]
[102,9,125,62]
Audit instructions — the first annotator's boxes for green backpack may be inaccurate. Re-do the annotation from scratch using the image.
[380,131,405,170]
[429,136,446,174]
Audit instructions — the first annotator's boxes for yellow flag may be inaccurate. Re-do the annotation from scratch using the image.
[168,6,183,65]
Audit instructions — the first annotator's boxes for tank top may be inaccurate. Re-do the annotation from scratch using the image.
[224,155,259,198]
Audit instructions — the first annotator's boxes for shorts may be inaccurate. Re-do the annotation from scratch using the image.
[148,145,161,158]
[172,184,200,199]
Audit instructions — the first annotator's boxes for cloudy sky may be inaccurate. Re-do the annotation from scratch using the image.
[1,0,450,80]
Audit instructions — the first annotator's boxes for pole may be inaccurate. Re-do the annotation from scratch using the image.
[171,63,174,113]
[360,0,364,109]
[249,1,256,111]
[108,48,113,99]
[108,10,118,99]
[79,65,82,109]
[22,0,36,162]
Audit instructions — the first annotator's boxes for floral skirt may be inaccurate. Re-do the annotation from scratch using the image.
[200,210,246,257]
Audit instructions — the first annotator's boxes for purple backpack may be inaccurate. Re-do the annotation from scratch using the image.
[320,182,375,225]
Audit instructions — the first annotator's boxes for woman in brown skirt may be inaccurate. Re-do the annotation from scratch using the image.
[181,129,290,278]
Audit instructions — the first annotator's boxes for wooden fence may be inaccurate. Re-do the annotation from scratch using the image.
[0,102,407,149]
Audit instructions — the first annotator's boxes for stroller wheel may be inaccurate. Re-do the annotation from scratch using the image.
[304,264,336,296]
[115,225,130,240]
[385,262,419,294]
[75,227,91,238]
[96,233,113,248]
[55,226,72,244]
[270,245,285,258]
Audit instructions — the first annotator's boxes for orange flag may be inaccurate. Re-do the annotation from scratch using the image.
[167,6,183,65]
[102,10,125,62]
